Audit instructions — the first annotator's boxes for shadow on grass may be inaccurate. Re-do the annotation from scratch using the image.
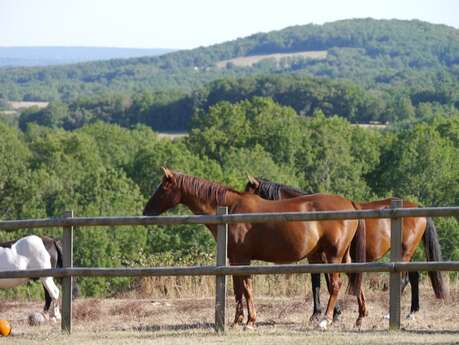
[129,320,297,333]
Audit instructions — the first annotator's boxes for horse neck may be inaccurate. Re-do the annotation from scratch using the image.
[179,184,241,239]
[181,189,240,215]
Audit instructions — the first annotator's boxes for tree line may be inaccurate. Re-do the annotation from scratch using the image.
[1,97,458,296]
[14,74,459,132]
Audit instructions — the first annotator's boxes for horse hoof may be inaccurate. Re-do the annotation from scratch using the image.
[244,323,256,331]
[406,313,416,321]
[355,318,363,328]
[318,319,330,330]
[333,313,342,322]
[309,313,322,323]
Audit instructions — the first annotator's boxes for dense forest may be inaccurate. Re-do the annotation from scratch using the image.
[0,18,458,297]
[9,74,459,131]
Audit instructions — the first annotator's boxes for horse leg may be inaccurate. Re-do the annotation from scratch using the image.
[309,254,327,322]
[355,288,368,327]
[324,273,342,321]
[324,272,343,321]
[310,273,322,322]
[43,284,51,312]
[242,275,257,329]
[342,248,365,326]
[318,249,346,330]
[231,275,245,327]
[406,271,420,320]
[400,247,419,320]
[401,272,410,294]
[40,277,61,321]
[319,270,342,330]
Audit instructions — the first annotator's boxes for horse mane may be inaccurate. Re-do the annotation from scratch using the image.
[256,177,306,200]
[0,239,16,249]
[175,173,239,205]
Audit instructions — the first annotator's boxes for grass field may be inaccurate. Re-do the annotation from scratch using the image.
[216,51,327,68]
[2,280,459,344]
[7,101,49,110]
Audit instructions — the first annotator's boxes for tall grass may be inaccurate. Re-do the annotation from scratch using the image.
[0,250,456,300]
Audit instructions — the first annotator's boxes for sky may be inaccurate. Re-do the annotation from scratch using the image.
[1,0,458,49]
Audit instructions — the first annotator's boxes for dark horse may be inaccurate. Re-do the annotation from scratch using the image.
[245,176,446,320]
[143,168,367,329]
[0,235,79,314]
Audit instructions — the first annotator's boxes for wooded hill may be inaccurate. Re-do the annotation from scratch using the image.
[1,18,458,102]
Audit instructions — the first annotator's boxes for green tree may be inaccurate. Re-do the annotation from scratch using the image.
[372,122,459,206]
[295,113,373,200]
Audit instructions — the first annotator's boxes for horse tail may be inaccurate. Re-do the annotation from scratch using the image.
[348,201,367,295]
[54,238,80,298]
[423,217,447,299]
[54,239,64,269]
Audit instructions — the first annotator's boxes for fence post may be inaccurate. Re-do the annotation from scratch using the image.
[389,199,403,330]
[61,210,74,334]
[215,206,228,333]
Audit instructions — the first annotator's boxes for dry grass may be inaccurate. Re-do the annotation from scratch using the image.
[1,279,459,344]
[73,299,103,322]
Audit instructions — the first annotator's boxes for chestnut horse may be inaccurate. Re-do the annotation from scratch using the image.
[245,176,446,320]
[143,168,367,329]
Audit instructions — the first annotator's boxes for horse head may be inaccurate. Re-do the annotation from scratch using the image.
[143,167,182,216]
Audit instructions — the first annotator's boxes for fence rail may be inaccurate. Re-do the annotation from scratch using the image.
[0,261,458,279]
[0,204,459,334]
[0,207,458,231]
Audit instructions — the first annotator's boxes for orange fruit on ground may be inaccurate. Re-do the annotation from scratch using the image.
[0,319,11,336]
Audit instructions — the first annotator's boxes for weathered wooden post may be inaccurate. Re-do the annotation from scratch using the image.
[389,198,403,330]
[62,210,74,334]
[215,206,228,333]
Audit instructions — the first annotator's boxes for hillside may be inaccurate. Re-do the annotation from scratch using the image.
[0,18,458,102]
[0,47,175,67]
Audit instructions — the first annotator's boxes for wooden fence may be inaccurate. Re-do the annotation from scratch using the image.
[0,199,459,334]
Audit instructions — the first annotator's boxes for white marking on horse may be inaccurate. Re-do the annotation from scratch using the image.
[319,318,330,330]
[0,235,61,320]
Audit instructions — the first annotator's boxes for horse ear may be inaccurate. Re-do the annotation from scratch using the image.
[162,167,175,180]
[247,175,260,188]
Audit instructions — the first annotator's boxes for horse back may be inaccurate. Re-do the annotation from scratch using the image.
[237,192,355,213]
[12,235,52,269]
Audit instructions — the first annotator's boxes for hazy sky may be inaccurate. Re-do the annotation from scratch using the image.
[1,0,458,49]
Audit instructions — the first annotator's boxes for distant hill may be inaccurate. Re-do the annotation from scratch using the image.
[0,19,458,104]
[0,47,175,67]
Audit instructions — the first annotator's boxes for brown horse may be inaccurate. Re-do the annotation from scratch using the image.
[143,168,367,329]
[245,176,446,320]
